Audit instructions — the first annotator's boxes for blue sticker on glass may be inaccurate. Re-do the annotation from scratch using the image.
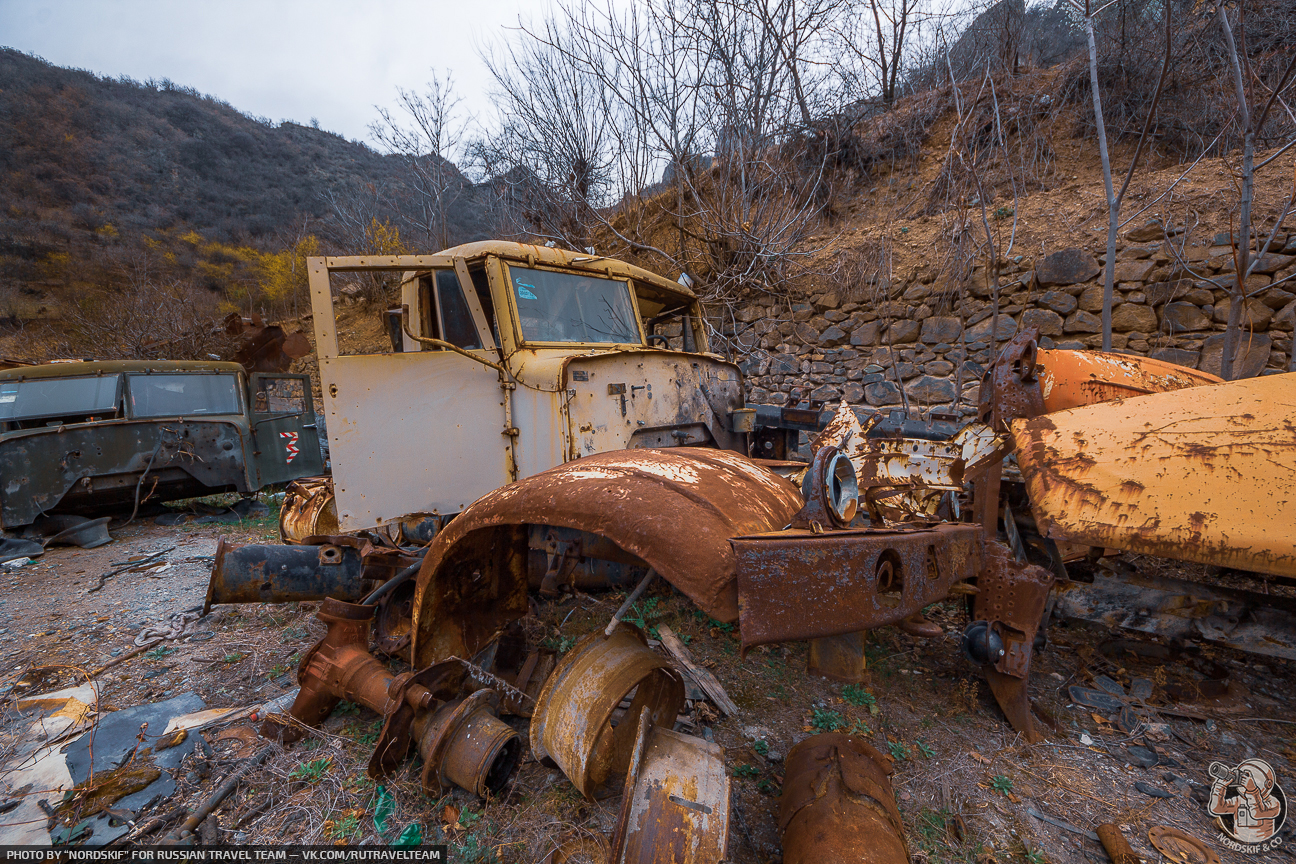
[516,282,538,300]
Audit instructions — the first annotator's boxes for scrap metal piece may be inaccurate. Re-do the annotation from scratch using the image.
[279,477,338,543]
[414,690,522,798]
[265,598,396,742]
[609,710,730,864]
[807,631,869,683]
[1036,349,1220,413]
[1026,807,1100,842]
[529,623,685,798]
[206,537,367,612]
[778,733,910,864]
[413,448,802,666]
[26,515,113,549]
[1148,826,1220,864]
[1011,372,1296,578]
[1097,824,1140,864]
[969,541,1054,743]
[732,523,984,652]
[1052,569,1296,661]
[790,445,858,530]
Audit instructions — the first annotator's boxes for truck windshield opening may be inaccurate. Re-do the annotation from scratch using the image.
[508,266,641,345]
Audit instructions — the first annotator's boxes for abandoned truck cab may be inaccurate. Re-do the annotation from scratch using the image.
[309,242,772,534]
[0,360,323,528]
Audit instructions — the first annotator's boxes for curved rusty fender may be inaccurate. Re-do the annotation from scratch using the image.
[410,447,803,667]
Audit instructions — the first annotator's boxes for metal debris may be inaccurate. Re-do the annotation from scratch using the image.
[530,623,685,798]
[609,710,730,864]
[778,733,910,864]
[1011,372,1296,577]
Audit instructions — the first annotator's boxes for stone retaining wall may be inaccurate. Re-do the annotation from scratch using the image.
[716,229,1296,417]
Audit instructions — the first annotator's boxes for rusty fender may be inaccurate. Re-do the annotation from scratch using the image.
[610,710,729,864]
[732,523,984,652]
[411,447,802,667]
[1011,372,1296,578]
[530,623,685,798]
[778,733,910,864]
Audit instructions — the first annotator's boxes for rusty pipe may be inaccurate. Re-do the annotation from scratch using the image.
[779,733,911,864]
[415,690,522,798]
[205,537,370,613]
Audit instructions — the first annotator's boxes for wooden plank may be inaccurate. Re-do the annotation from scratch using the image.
[657,625,739,717]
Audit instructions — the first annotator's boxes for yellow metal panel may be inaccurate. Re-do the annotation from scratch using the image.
[1011,372,1296,577]
[1037,349,1221,413]
[322,352,510,530]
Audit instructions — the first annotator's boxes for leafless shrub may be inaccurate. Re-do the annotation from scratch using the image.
[51,279,234,362]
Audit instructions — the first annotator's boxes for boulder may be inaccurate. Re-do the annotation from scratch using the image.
[1110,303,1158,332]
[966,315,1018,342]
[819,325,849,346]
[1250,253,1295,275]
[1160,302,1212,333]
[1064,310,1102,333]
[864,381,904,406]
[1125,219,1171,242]
[850,322,881,346]
[1263,287,1296,310]
[920,316,963,344]
[1212,297,1274,329]
[1038,290,1078,314]
[925,359,955,376]
[1111,260,1157,283]
[1021,308,1064,336]
[1199,332,1272,379]
[1078,285,1106,312]
[1149,347,1200,369]
[887,320,921,344]
[791,302,815,321]
[842,382,865,403]
[736,304,764,323]
[907,376,956,403]
[770,353,799,374]
[1144,279,1193,306]
[1036,248,1100,287]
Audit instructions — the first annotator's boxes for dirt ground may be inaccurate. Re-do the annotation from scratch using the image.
[2,509,1295,863]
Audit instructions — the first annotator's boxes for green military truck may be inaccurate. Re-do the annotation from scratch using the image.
[0,360,323,528]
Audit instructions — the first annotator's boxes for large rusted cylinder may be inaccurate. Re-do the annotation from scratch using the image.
[415,690,521,798]
[530,623,684,798]
[779,733,911,864]
[206,537,369,611]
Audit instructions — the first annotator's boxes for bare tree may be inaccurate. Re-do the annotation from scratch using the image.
[1214,0,1296,379]
[1066,0,1172,352]
[370,70,470,251]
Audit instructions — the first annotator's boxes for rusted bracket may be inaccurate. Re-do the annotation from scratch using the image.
[732,523,984,652]
[968,541,1054,742]
[973,326,1044,535]
[368,660,465,779]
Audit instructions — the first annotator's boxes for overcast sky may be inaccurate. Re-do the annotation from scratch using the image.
[0,0,540,145]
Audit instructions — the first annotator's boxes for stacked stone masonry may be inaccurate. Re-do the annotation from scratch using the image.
[715,229,1296,418]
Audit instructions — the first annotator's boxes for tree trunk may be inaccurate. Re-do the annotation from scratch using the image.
[1084,13,1118,352]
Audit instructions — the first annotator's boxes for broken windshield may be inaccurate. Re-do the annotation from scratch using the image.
[0,375,121,422]
[127,373,242,418]
[508,266,641,345]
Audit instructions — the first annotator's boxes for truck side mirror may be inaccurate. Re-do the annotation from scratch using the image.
[385,307,405,353]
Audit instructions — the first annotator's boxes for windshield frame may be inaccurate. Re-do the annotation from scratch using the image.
[502,263,646,348]
[0,374,123,424]
[125,372,245,419]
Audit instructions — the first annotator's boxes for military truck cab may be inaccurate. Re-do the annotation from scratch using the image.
[309,242,781,534]
[0,360,323,528]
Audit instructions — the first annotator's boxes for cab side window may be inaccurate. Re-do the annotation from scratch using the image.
[418,271,481,350]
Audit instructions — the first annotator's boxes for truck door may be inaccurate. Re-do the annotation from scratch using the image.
[248,373,325,486]
[309,256,511,532]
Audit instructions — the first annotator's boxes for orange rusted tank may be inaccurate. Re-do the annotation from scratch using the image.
[1011,372,1296,577]
[1035,349,1221,413]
